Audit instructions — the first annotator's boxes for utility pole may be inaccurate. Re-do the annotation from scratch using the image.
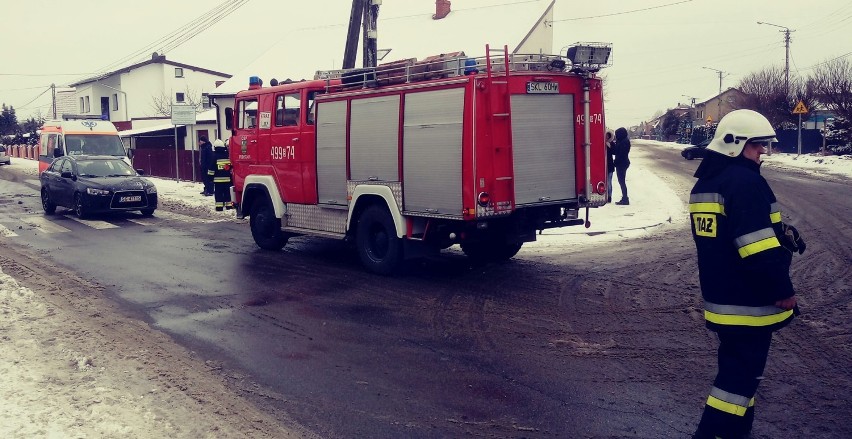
[51,83,57,120]
[702,67,726,122]
[757,21,795,95]
[343,0,363,69]
[361,0,379,68]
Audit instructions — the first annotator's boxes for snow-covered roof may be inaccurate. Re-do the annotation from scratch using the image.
[119,123,182,137]
[213,0,554,96]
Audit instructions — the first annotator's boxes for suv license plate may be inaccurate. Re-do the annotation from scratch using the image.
[527,81,559,94]
[120,195,142,203]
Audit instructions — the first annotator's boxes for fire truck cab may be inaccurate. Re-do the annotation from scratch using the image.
[228,45,609,274]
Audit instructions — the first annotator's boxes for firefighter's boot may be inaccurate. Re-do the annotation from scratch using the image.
[615,197,630,205]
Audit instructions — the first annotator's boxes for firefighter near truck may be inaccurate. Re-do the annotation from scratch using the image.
[224,44,612,274]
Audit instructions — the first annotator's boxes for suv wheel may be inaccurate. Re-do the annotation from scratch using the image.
[41,189,56,215]
[74,193,88,219]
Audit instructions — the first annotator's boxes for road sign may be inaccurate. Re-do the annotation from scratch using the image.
[792,101,808,115]
[171,104,197,125]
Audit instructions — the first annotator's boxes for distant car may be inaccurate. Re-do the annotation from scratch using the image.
[40,155,157,218]
[681,139,711,160]
[0,145,10,165]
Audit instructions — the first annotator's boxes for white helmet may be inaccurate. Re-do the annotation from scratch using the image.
[707,109,777,157]
[212,139,225,148]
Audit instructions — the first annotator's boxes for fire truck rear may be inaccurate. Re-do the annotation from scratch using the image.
[227,44,611,274]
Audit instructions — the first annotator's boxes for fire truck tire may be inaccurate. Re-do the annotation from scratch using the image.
[356,205,403,275]
[462,241,523,263]
[250,200,288,250]
[495,242,523,260]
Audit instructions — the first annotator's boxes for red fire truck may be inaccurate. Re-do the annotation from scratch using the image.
[226,44,610,274]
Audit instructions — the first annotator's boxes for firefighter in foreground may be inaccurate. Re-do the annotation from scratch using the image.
[210,139,234,211]
[688,109,806,439]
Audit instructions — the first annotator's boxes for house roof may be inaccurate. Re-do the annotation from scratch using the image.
[118,109,216,137]
[697,87,743,106]
[69,55,231,87]
[118,123,182,137]
[212,0,555,96]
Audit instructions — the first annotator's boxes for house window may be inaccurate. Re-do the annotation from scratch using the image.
[176,92,185,103]
[175,67,184,78]
[84,96,90,113]
[112,94,118,111]
[201,93,210,109]
[80,97,85,113]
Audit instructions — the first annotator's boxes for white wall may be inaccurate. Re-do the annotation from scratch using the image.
[515,4,554,54]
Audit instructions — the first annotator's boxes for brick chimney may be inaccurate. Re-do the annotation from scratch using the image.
[433,0,451,20]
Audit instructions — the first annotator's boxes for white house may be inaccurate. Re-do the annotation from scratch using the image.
[209,0,556,140]
[65,53,231,150]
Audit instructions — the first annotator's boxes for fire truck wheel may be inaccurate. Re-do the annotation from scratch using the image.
[250,200,287,250]
[495,242,523,260]
[356,205,403,275]
[462,241,523,263]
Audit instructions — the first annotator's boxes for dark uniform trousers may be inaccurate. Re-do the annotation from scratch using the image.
[696,331,772,438]
[212,152,233,211]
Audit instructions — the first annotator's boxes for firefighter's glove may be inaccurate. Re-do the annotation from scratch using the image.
[781,223,806,255]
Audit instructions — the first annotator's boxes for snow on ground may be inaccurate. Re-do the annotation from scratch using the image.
[645,138,852,180]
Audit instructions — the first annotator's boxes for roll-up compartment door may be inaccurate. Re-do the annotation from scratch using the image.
[350,95,400,181]
[316,101,348,205]
[510,94,576,205]
[402,88,464,215]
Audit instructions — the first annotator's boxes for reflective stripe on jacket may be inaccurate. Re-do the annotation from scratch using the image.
[212,149,232,184]
[689,157,794,333]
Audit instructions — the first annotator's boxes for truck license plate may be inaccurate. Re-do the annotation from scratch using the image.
[526,81,559,94]
[120,195,142,203]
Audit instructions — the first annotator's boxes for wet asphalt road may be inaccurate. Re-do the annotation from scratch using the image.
[2,148,850,438]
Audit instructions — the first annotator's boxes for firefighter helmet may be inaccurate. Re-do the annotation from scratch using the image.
[706,109,777,157]
[212,139,225,148]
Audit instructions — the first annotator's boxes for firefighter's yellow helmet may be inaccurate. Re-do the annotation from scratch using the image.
[212,139,225,148]
[707,109,777,157]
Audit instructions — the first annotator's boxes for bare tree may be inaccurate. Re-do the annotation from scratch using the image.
[807,57,852,122]
[150,86,204,117]
[737,66,814,128]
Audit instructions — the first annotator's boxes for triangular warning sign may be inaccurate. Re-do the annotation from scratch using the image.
[792,101,809,114]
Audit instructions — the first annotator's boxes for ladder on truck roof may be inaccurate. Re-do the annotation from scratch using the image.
[484,44,515,199]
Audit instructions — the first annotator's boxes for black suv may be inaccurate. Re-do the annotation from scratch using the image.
[681,139,711,160]
[40,155,157,218]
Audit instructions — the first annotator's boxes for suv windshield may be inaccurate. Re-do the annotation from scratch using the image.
[65,134,127,157]
[76,159,135,177]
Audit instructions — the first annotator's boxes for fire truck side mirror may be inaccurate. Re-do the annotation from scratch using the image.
[225,107,234,133]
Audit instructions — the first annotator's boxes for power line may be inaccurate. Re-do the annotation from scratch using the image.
[15,86,52,110]
[549,0,696,23]
[89,0,251,77]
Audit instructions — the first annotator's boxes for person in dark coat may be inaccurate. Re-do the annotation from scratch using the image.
[605,131,615,203]
[689,109,805,439]
[613,127,631,205]
[209,139,234,211]
[198,136,214,196]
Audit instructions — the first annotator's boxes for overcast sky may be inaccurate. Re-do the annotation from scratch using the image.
[2,0,850,129]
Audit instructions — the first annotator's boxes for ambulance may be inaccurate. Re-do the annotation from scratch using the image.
[37,119,130,172]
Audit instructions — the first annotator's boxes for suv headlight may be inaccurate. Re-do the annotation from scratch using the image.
[87,188,111,196]
[146,185,157,194]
